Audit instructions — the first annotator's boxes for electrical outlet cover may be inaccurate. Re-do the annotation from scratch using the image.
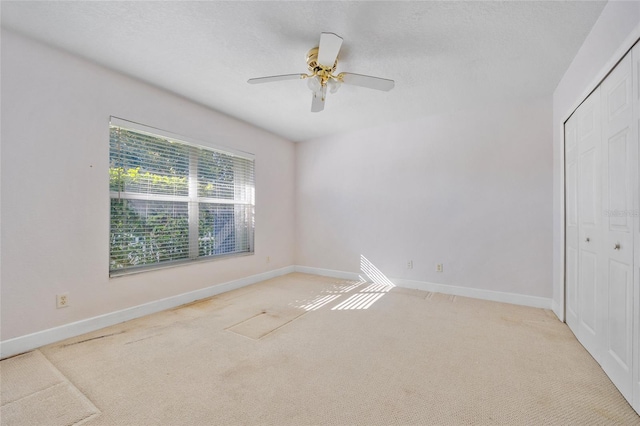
[56,293,69,308]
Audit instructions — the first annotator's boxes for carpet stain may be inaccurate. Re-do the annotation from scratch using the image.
[62,331,125,347]
[172,296,232,313]
[124,334,162,345]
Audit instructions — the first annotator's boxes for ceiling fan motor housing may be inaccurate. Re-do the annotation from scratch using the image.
[306,47,337,74]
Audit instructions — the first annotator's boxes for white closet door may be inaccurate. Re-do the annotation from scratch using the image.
[565,45,640,415]
[565,113,580,332]
[576,87,604,361]
[601,52,635,403]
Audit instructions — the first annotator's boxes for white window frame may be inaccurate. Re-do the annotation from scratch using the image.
[109,117,255,276]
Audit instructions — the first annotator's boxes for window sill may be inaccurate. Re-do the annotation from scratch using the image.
[109,251,254,278]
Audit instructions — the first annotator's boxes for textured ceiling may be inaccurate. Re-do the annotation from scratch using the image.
[1,1,606,142]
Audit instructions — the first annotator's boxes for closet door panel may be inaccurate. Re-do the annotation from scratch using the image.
[576,87,603,359]
[607,259,632,367]
[579,250,598,334]
[601,51,634,402]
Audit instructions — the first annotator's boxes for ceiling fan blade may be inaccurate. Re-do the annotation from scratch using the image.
[247,74,306,84]
[317,32,343,68]
[311,87,326,113]
[340,73,395,91]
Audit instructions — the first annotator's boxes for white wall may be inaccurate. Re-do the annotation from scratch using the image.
[552,2,640,319]
[296,98,553,299]
[0,29,295,341]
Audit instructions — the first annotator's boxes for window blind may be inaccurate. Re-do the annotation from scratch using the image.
[109,118,255,275]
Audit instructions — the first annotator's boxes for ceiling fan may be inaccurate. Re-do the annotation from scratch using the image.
[248,32,395,112]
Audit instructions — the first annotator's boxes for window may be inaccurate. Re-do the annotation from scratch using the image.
[109,118,254,276]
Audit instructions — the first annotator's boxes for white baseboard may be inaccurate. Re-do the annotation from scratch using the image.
[0,266,294,359]
[394,278,552,310]
[551,299,563,322]
[294,265,362,281]
[295,265,553,310]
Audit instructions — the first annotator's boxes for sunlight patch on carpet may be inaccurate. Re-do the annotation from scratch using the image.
[298,294,342,311]
[331,293,385,310]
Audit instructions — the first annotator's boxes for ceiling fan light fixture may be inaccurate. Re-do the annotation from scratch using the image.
[327,78,341,94]
[307,75,321,92]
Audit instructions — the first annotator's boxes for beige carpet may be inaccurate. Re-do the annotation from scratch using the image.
[0,350,100,425]
[2,272,639,425]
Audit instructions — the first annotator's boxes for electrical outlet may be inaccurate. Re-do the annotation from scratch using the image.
[436,264,443,272]
[56,293,69,308]
[407,260,413,269]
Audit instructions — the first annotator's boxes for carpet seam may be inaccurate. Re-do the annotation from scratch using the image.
[72,411,102,426]
[226,310,308,340]
[38,350,103,416]
[224,311,269,330]
[257,311,308,340]
[1,382,68,408]
[1,381,103,425]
